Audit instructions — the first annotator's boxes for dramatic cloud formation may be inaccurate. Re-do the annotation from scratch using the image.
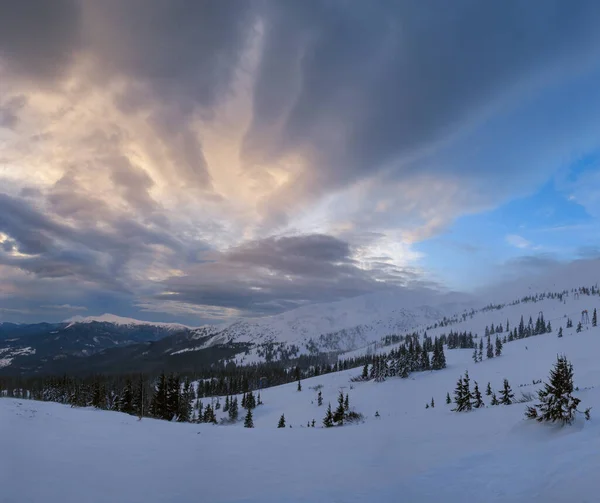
[3,0,600,322]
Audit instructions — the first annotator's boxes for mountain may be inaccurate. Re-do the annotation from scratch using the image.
[64,313,191,330]
[0,291,469,376]
[0,318,190,374]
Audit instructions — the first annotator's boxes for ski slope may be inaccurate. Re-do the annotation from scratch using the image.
[3,292,600,502]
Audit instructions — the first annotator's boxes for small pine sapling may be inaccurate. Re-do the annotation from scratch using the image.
[499,379,514,405]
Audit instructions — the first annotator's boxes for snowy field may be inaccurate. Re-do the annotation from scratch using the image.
[3,294,600,502]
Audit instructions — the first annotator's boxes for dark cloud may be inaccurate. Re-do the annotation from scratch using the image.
[0,192,185,291]
[154,234,430,316]
[243,0,600,212]
[0,0,81,81]
[0,95,27,129]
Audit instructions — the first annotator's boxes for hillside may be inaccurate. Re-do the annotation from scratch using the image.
[3,289,600,502]
[0,290,468,375]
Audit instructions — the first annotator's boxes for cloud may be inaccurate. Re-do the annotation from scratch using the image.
[0,0,81,82]
[506,234,533,249]
[3,2,600,321]
[41,304,88,312]
[147,234,434,318]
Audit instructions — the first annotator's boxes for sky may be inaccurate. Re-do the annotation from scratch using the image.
[2,1,600,324]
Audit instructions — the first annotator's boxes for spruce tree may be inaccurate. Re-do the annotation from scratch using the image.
[472,348,478,363]
[593,308,597,327]
[333,391,345,425]
[224,395,230,412]
[246,391,256,409]
[150,372,168,420]
[478,338,483,361]
[472,381,484,408]
[361,363,369,380]
[420,347,431,370]
[430,397,435,408]
[452,371,472,412]
[486,336,494,359]
[490,392,499,406]
[228,397,238,422]
[577,321,583,333]
[278,414,285,428]
[323,403,334,427]
[244,408,254,428]
[558,326,563,338]
[525,355,590,425]
[177,378,193,422]
[431,339,447,370]
[344,393,349,411]
[311,419,316,427]
[499,379,514,405]
[166,374,180,421]
[446,392,451,404]
[317,391,323,407]
[120,379,134,415]
[495,336,502,357]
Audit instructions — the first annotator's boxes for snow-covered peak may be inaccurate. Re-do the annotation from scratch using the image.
[64,313,191,330]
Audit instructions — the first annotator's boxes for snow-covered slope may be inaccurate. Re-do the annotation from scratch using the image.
[4,290,600,502]
[187,289,472,356]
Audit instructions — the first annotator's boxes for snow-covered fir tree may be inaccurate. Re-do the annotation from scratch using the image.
[526,355,590,425]
[244,408,254,428]
[453,371,473,412]
[228,397,238,422]
[323,403,334,427]
[472,381,484,408]
[494,336,502,357]
[277,414,285,428]
[486,336,494,359]
[499,379,514,405]
[333,391,345,425]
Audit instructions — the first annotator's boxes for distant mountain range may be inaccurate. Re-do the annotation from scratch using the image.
[0,290,471,376]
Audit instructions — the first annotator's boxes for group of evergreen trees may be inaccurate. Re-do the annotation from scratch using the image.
[363,335,446,383]
[452,372,514,412]
[472,335,503,363]
[150,373,195,422]
[323,391,357,427]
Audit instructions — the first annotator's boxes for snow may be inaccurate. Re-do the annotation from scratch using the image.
[4,291,600,502]
[64,313,192,330]
[0,346,35,368]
